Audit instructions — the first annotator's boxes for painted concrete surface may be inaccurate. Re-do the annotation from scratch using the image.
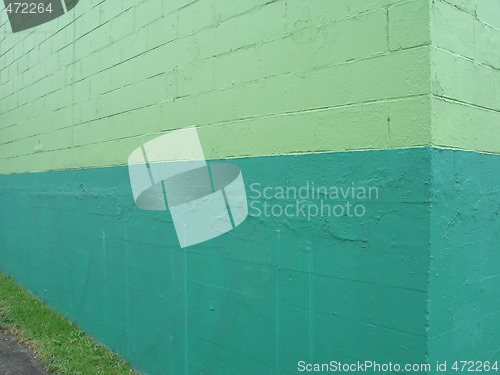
[0,331,48,375]
[0,0,432,174]
[0,0,499,374]
[1,0,497,175]
[0,147,498,374]
[428,149,500,372]
[430,0,500,154]
[0,148,432,374]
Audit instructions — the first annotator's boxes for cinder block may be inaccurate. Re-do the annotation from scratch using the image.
[476,0,500,29]
[389,0,430,50]
[109,8,135,43]
[197,1,285,59]
[134,0,162,29]
[474,20,500,69]
[432,49,500,111]
[432,0,474,58]
[231,46,429,119]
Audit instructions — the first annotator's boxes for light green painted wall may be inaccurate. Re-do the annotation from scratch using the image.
[0,0,432,174]
[1,0,499,175]
[430,0,500,153]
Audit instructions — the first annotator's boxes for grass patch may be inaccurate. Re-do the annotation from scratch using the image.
[0,271,137,375]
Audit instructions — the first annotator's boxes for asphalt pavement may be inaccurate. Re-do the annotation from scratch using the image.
[0,331,48,375]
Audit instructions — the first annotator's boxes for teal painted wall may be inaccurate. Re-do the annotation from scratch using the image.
[0,148,432,374]
[428,149,500,372]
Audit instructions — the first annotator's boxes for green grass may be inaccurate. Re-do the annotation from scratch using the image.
[0,271,138,375]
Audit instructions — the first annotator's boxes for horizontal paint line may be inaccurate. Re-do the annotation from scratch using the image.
[1,146,500,176]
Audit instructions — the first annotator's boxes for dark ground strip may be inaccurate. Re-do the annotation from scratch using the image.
[0,331,48,375]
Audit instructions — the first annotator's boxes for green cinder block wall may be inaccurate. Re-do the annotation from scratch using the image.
[428,0,500,370]
[0,1,499,374]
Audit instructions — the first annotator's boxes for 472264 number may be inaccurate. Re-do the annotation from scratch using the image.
[452,361,499,372]
[5,2,54,14]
